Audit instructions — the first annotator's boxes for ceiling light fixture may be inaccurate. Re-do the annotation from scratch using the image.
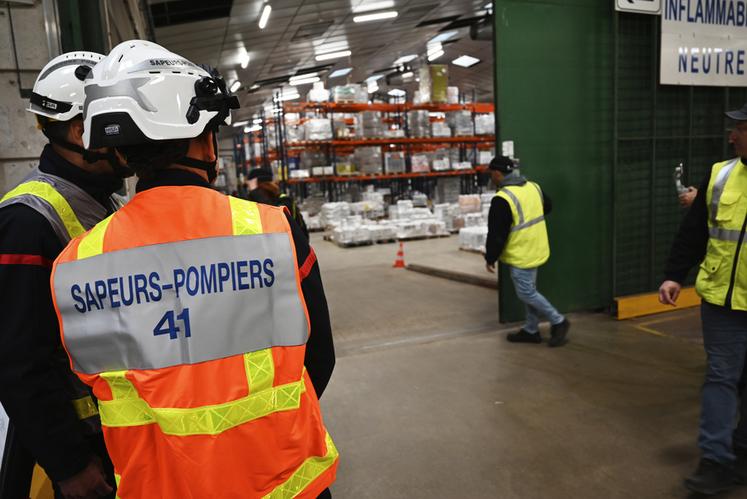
[244,124,262,133]
[230,80,242,92]
[352,0,395,13]
[329,67,353,78]
[388,89,406,97]
[253,118,263,124]
[314,41,350,54]
[366,74,384,83]
[290,72,318,81]
[427,49,444,61]
[353,11,398,23]
[250,84,260,90]
[315,50,352,61]
[367,81,379,93]
[393,54,417,65]
[452,55,480,67]
[401,71,414,79]
[258,4,272,29]
[290,76,321,86]
[232,120,249,128]
[427,42,442,57]
[429,31,458,45]
[240,51,250,69]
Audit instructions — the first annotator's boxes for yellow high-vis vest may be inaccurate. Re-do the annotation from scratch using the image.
[696,158,747,310]
[495,181,550,269]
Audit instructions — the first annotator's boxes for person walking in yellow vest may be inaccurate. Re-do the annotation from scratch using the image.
[659,103,747,496]
[484,156,570,347]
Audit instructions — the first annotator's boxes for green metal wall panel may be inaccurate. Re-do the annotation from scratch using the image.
[613,13,747,297]
[494,0,614,322]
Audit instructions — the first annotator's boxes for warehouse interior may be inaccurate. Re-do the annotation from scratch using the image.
[1,0,746,498]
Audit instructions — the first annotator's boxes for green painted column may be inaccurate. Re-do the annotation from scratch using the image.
[494,0,614,322]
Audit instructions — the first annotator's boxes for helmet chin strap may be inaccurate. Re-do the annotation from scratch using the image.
[47,134,134,178]
[174,130,219,183]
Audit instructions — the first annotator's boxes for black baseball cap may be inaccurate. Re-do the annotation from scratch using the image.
[488,155,516,174]
[247,168,273,182]
[726,102,747,121]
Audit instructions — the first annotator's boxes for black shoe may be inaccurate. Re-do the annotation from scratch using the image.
[506,329,542,343]
[548,319,570,347]
[684,458,739,495]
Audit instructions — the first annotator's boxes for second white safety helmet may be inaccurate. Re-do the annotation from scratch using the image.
[29,51,104,122]
[82,40,239,149]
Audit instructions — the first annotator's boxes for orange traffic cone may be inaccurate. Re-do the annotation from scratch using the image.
[393,242,406,268]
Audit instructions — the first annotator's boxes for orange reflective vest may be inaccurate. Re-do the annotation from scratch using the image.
[50,186,338,499]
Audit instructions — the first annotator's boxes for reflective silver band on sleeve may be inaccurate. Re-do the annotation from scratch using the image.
[709,226,745,242]
[53,233,308,374]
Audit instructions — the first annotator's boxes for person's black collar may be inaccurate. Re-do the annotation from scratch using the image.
[136,168,211,193]
[39,144,122,211]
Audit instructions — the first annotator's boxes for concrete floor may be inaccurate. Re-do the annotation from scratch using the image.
[311,234,746,499]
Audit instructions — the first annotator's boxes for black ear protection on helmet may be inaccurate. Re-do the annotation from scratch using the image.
[176,66,241,183]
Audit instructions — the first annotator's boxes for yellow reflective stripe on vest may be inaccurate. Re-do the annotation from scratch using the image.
[114,473,121,499]
[1,181,86,239]
[245,348,275,393]
[72,395,99,420]
[263,432,339,499]
[76,214,115,260]
[229,196,263,235]
[98,374,304,435]
[499,184,545,233]
[709,158,739,225]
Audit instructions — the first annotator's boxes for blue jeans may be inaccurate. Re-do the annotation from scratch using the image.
[508,266,564,334]
[699,302,747,463]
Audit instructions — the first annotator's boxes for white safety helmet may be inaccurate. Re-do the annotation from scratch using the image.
[83,40,239,150]
[29,51,104,122]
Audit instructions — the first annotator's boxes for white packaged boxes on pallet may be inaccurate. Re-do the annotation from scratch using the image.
[463,213,484,227]
[311,166,334,176]
[458,194,482,214]
[333,84,367,103]
[332,223,371,245]
[474,113,495,135]
[350,200,385,219]
[459,226,488,252]
[411,154,430,173]
[357,111,384,138]
[305,213,322,231]
[354,146,382,174]
[395,219,447,239]
[384,151,406,174]
[320,202,350,228]
[412,192,428,207]
[409,110,430,138]
[478,150,493,166]
[434,203,461,232]
[304,119,333,141]
[432,122,451,137]
[307,82,330,103]
[365,222,398,242]
[448,111,474,136]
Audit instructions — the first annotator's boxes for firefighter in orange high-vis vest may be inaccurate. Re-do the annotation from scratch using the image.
[49,40,338,499]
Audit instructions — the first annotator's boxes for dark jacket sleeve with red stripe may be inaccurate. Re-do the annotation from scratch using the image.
[0,204,93,481]
[286,214,335,398]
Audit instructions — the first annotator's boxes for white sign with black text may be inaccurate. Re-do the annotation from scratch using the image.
[661,0,747,86]
[616,0,662,14]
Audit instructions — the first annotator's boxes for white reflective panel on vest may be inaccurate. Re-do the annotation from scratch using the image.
[54,233,308,374]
